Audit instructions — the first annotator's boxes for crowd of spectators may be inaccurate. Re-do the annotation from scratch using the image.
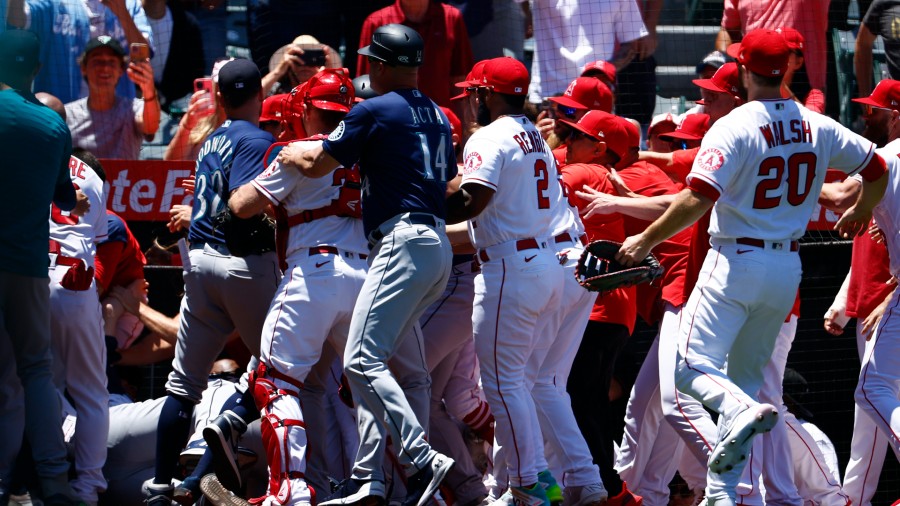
[3,0,900,505]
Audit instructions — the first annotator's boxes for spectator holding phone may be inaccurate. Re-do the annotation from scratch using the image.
[262,34,343,95]
[65,36,160,160]
[164,59,229,161]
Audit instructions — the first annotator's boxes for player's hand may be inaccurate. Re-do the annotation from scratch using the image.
[577,185,621,218]
[608,168,639,198]
[834,204,872,239]
[860,309,883,339]
[182,91,215,130]
[535,111,554,140]
[823,309,845,336]
[72,189,91,217]
[616,233,652,267]
[181,175,196,195]
[276,142,305,170]
[168,204,192,232]
[869,221,885,243]
[635,31,659,60]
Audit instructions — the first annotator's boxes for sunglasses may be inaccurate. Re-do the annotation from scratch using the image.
[549,105,579,120]
[670,139,689,151]
[862,104,892,115]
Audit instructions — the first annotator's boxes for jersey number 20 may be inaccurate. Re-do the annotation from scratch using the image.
[753,152,817,209]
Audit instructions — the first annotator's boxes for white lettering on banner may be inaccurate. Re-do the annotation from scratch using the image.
[130,179,157,213]
[160,169,193,213]
[109,170,132,213]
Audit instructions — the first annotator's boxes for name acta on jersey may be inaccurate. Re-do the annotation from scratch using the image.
[512,129,547,156]
[759,119,812,149]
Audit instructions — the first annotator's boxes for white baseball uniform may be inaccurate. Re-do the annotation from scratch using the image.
[853,147,900,459]
[461,114,566,489]
[251,137,368,504]
[47,155,109,503]
[677,98,879,503]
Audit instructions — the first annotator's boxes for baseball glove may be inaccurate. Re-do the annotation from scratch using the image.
[575,239,664,293]
[213,206,276,257]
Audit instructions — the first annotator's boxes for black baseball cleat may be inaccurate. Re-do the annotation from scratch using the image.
[402,453,455,506]
[318,478,386,506]
[202,411,247,492]
[200,474,251,506]
[709,403,778,474]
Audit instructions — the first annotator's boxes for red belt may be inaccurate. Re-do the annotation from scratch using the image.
[554,232,588,246]
[309,246,367,259]
[735,237,799,252]
[478,238,540,263]
[49,240,82,267]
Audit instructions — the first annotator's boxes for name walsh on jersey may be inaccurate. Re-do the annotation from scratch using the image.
[759,119,812,149]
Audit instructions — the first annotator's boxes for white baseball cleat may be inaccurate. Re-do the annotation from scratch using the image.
[709,403,778,474]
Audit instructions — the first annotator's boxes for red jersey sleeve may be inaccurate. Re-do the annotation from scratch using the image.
[95,240,125,297]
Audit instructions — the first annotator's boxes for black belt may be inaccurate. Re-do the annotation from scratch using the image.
[368,213,438,245]
[735,237,799,252]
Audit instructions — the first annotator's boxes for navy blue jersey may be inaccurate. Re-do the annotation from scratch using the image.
[189,119,275,247]
[323,88,457,236]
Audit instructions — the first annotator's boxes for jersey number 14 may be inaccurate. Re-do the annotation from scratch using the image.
[418,133,449,182]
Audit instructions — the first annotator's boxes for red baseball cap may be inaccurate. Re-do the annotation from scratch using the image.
[580,60,616,83]
[480,57,529,96]
[549,77,613,112]
[693,62,740,96]
[451,60,488,101]
[260,93,287,122]
[440,106,462,137]
[777,27,805,54]
[726,29,790,77]
[852,79,900,109]
[558,110,629,160]
[648,113,679,136]
[659,113,709,141]
[619,117,641,151]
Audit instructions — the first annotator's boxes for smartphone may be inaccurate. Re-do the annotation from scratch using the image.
[130,42,150,63]
[300,48,326,67]
[194,77,213,94]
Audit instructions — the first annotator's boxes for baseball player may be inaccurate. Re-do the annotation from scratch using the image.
[617,29,888,505]
[444,56,568,506]
[145,58,280,505]
[276,24,456,506]
[204,69,363,506]
[47,149,108,505]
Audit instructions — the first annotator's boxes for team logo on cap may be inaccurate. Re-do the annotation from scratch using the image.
[328,121,346,141]
[463,152,483,174]
[696,147,724,172]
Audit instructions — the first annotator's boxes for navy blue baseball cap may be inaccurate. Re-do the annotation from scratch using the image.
[217,58,262,104]
[359,24,424,67]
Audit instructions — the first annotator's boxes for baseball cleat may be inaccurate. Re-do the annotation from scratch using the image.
[403,453,455,506]
[562,483,608,506]
[200,474,251,506]
[202,411,247,493]
[509,484,551,506]
[318,478,386,506]
[709,403,778,474]
[537,470,563,506]
[605,482,641,506]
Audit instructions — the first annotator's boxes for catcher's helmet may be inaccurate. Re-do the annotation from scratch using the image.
[285,69,354,135]
[352,74,378,101]
[358,24,424,67]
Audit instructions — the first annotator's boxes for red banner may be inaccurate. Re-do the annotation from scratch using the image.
[101,159,194,221]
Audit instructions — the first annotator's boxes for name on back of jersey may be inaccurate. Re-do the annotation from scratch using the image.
[512,129,547,156]
[759,119,812,149]
[409,105,444,126]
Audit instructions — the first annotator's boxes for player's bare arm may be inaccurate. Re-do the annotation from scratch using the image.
[72,189,91,217]
[228,183,270,219]
[835,163,889,238]
[445,222,475,254]
[824,270,851,336]
[861,284,898,339]
[445,182,495,224]
[639,150,675,170]
[578,185,675,221]
[617,187,712,266]
[819,178,861,213]
[277,142,340,179]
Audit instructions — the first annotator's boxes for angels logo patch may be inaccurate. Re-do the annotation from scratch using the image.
[696,147,725,172]
[328,121,346,141]
[463,152,483,174]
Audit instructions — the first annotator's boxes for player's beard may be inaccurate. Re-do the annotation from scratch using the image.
[863,121,889,148]
[476,101,492,126]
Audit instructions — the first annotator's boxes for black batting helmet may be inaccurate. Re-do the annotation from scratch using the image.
[358,24,424,67]
[352,75,378,101]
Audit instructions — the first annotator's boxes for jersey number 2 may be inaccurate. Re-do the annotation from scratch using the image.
[534,160,550,209]
[752,152,817,209]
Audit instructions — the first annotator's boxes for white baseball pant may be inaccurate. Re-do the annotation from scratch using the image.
[474,244,564,488]
[48,270,109,503]
[674,241,801,503]
[529,238,601,488]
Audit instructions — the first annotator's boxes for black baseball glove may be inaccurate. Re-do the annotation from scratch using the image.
[213,206,276,257]
[575,239,664,293]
